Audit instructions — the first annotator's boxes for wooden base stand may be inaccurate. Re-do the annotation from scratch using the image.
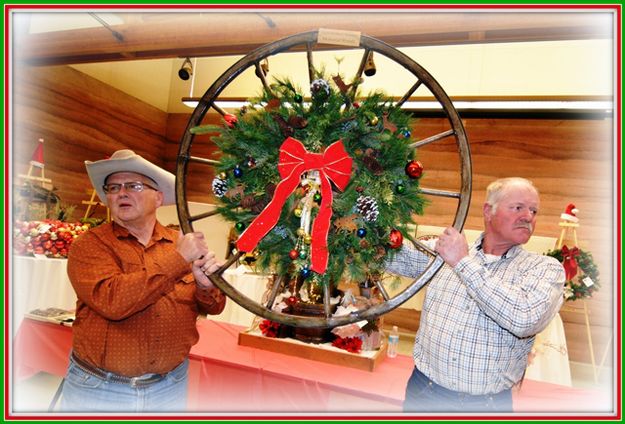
[238,329,387,372]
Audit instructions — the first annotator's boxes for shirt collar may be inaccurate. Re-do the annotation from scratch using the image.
[474,232,523,260]
[111,220,175,244]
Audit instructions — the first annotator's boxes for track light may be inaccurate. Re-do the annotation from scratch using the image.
[178,57,193,81]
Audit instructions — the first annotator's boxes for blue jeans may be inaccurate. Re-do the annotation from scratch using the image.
[60,354,189,412]
[403,367,512,413]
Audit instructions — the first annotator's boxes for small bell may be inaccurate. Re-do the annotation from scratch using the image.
[364,51,376,77]
[255,58,269,78]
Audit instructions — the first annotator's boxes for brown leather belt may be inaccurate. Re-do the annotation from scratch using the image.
[70,352,165,387]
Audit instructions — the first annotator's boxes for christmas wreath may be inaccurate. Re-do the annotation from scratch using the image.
[192,72,426,288]
[545,246,600,301]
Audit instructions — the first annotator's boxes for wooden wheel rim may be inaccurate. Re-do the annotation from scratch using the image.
[176,30,472,329]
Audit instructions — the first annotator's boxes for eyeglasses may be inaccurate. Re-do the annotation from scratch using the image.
[102,181,158,194]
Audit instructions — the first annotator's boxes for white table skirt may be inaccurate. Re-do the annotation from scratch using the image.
[11,255,77,337]
[525,313,572,387]
[211,266,270,328]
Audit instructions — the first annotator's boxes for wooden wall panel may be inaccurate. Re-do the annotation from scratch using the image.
[165,112,615,365]
[12,65,169,219]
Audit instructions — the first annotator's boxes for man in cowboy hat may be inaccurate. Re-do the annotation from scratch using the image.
[60,149,225,412]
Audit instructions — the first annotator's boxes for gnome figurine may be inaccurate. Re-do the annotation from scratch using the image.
[560,203,579,223]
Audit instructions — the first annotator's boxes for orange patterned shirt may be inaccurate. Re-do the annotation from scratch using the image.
[67,221,225,377]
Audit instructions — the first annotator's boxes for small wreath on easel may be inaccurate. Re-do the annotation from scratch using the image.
[545,246,600,301]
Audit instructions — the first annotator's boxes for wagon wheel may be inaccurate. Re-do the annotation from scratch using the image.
[176,30,471,329]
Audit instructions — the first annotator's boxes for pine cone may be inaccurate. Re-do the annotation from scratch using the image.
[240,195,257,209]
[310,79,330,97]
[211,177,228,197]
[362,154,384,175]
[356,195,379,222]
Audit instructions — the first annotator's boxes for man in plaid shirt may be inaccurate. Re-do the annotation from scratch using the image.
[387,177,565,412]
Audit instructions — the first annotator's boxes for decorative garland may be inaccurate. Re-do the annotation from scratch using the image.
[545,246,600,301]
[192,72,426,288]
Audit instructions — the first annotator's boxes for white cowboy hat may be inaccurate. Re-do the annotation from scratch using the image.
[85,149,175,206]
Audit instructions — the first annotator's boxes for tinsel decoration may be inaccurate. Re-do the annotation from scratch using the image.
[211,176,228,197]
[356,195,379,223]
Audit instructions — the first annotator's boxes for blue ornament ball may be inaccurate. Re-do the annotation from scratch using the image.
[233,166,243,178]
[357,228,367,238]
[300,267,311,278]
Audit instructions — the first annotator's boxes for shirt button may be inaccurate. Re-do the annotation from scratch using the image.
[452,358,457,362]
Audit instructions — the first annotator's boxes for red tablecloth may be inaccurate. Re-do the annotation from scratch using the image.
[12,318,614,414]
[13,318,412,412]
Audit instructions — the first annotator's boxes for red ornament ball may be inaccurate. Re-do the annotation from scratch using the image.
[224,113,238,128]
[405,160,423,179]
[288,249,299,260]
[389,229,403,249]
[286,295,299,306]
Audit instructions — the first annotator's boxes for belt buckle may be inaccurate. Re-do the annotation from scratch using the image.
[129,376,140,387]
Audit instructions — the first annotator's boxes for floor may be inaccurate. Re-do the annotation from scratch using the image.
[11,333,614,413]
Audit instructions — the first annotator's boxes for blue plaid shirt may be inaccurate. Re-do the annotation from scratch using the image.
[386,234,565,395]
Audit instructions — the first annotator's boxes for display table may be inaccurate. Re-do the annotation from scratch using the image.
[525,313,572,386]
[13,317,611,414]
[212,267,269,328]
[11,256,77,337]
[14,318,411,412]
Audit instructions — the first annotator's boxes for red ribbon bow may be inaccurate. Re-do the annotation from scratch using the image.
[236,137,353,274]
[561,245,580,281]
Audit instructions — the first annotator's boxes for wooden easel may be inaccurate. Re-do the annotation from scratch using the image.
[82,188,110,222]
[556,221,579,250]
[18,138,54,217]
[557,220,606,384]
[18,164,52,187]
[18,137,52,189]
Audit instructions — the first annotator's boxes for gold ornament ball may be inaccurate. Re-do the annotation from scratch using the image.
[297,228,306,237]
[294,208,302,217]
[369,115,379,125]
[304,235,312,244]
[218,172,227,180]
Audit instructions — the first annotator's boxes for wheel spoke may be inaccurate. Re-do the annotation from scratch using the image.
[217,251,244,275]
[306,42,314,85]
[409,238,437,257]
[349,48,370,99]
[409,129,455,149]
[189,209,220,222]
[396,80,424,108]
[265,274,284,310]
[323,283,332,318]
[374,280,390,301]
[420,187,461,198]
[189,155,220,166]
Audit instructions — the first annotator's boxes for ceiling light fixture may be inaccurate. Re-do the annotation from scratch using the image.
[178,57,193,81]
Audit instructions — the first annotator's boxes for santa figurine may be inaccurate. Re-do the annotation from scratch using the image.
[560,203,579,223]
